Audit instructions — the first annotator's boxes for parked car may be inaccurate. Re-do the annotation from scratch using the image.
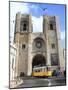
[52,70,61,77]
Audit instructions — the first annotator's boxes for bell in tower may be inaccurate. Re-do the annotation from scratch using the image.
[20,14,32,33]
[20,16,29,32]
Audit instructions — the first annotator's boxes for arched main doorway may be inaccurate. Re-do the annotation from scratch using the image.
[32,54,46,69]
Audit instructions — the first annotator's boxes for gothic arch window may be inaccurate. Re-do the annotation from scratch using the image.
[51,43,55,49]
[50,23,53,30]
[23,23,27,31]
[20,19,28,31]
[22,44,26,49]
[49,20,56,30]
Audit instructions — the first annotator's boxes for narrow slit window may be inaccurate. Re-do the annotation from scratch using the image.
[52,44,55,49]
[22,44,26,49]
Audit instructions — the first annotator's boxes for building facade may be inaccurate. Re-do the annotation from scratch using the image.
[14,12,64,76]
[10,43,17,80]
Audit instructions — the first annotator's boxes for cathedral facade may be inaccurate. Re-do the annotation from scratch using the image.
[14,12,64,77]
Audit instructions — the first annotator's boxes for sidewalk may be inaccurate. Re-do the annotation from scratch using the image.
[10,78,24,88]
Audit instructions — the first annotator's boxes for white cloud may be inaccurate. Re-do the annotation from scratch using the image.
[10,2,29,43]
[30,4,39,13]
[10,2,43,42]
[60,31,65,40]
[32,16,43,32]
[10,2,29,20]
[60,31,65,48]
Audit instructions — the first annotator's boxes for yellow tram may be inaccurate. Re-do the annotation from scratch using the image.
[32,66,52,77]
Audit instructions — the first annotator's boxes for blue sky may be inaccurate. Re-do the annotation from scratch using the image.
[10,2,66,48]
[28,3,65,31]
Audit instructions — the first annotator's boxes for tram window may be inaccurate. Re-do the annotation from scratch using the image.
[35,70,37,72]
[43,68,45,72]
[42,68,44,72]
[40,69,42,72]
[37,70,39,72]
[44,68,46,71]
[33,70,35,72]
[38,70,40,72]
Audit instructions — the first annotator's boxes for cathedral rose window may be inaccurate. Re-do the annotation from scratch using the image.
[36,40,42,48]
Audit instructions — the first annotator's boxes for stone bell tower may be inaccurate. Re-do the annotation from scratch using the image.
[14,12,32,76]
[43,15,64,71]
